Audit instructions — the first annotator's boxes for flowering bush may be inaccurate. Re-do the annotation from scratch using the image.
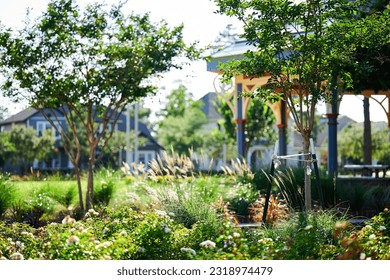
[1,205,390,260]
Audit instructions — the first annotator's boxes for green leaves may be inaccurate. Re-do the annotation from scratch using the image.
[214,0,389,132]
[0,0,196,108]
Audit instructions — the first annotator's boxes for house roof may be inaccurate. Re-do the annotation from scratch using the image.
[0,106,163,149]
[0,107,38,125]
[199,92,222,122]
[207,40,255,73]
[210,40,255,59]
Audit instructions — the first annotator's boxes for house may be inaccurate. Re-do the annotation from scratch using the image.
[0,107,163,173]
[199,92,222,132]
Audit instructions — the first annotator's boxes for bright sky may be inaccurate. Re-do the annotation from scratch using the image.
[0,0,387,123]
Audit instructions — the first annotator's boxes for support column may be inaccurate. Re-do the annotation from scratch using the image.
[327,90,339,178]
[236,83,246,159]
[278,99,288,156]
[363,97,372,165]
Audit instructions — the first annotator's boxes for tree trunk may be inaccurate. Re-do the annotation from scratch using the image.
[85,147,96,210]
[74,165,84,212]
[303,134,312,211]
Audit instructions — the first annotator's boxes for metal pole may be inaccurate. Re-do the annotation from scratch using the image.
[278,99,287,156]
[327,89,338,178]
[125,105,130,166]
[236,83,245,159]
[134,103,139,165]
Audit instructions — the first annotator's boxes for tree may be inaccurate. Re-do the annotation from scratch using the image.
[0,0,197,211]
[216,96,276,155]
[339,123,390,165]
[157,85,207,155]
[200,126,237,165]
[101,130,147,167]
[0,131,13,168]
[6,126,56,173]
[338,124,364,165]
[372,129,390,164]
[0,105,7,121]
[213,0,390,210]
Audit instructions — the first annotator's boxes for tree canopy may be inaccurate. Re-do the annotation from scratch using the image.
[216,96,276,154]
[213,0,390,210]
[0,0,198,210]
[157,85,207,156]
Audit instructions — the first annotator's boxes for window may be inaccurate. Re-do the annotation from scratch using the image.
[36,121,61,139]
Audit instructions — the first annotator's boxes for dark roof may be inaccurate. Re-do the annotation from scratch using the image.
[0,107,38,125]
[199,92,222,122]
[207,40,255,72]
[210,40,255,59]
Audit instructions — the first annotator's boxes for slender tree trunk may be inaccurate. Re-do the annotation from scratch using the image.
[74,165,84,212]
[303,133,312,211]
[85,147,96,210]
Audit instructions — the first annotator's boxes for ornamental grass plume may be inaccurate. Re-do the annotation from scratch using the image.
[147,149,195,181]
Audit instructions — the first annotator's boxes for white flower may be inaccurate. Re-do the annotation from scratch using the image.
[181,248,196,256]
[15,241,24,250]
[155,210,168,216]
[365,225,372,230]
[120,230,128,236]
[168,212,175,217]
[62,215,76,224]
[20,232,34,239]
[233,232,241,239]
[379,226,387,231]
[164,227,172,234]
[304,225,313,231]
[97,241,112,249]
[10,252,24,260]
[258,238,273,244]
[360,252,366,260]
[86,209,99,217]
[67,235,80,245]
[200,240,216,249]
[137,247,146,253]
[369,234,376,240]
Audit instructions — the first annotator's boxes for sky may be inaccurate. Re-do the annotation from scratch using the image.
[0,0,388,124]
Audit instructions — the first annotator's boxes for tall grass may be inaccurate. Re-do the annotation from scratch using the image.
[0,174,14,218]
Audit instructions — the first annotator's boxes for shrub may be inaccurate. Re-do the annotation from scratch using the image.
[93,180,115,208]
[225,182,259,221]
[264,211,348,259]
[0,173,14,218]
[159,182,222,231]
[51,186,76,208]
